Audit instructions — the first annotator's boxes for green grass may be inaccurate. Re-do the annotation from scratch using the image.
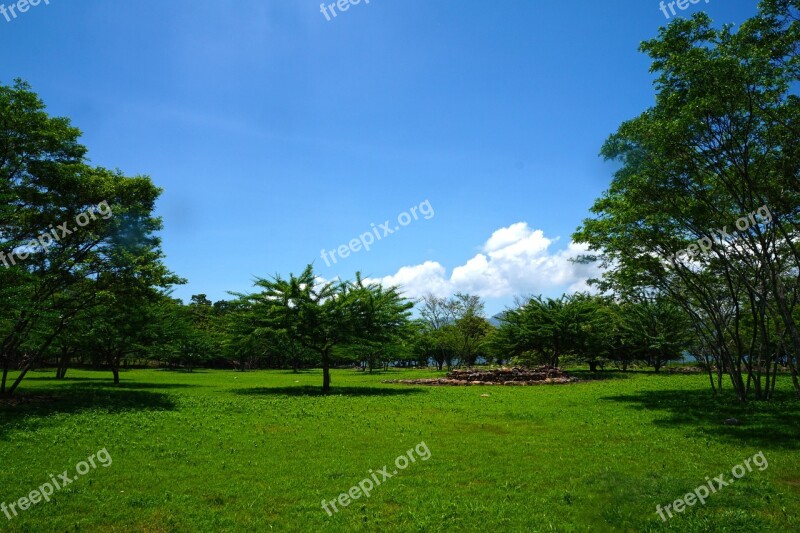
[1,368,799,532]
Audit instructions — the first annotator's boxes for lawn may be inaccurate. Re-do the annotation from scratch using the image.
[1,368,799,532]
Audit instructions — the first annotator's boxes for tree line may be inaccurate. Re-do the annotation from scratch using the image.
[0,71,787,399]
[0,81,695,395]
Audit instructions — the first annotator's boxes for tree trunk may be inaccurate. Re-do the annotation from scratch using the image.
[322,349,331,394]
[1,356,8,394]
[588,361,598,372]
[703,353,717,395]
[653,356,662,373]
[56,347,71,379]
[788,351,800,399]
[111,354,121,385]
[7,363,31,396]
[767,276,800,397]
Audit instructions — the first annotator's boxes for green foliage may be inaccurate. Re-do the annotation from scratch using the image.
[245,266,413,392]
[573,3,800,400]
[618,297,693,372]
[0,80,181,394]
[417,293,492,368]
[495,293,601,367]
[493,293,694,372]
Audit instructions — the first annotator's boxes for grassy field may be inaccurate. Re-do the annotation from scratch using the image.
[1,368,799,532]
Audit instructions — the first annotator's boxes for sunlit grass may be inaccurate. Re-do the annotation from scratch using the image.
[1,368,798,531]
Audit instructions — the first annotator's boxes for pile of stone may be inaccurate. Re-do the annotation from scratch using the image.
[383,366,576,386]
[665,366,707,374]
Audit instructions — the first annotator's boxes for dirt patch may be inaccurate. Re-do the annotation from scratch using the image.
[383,366,576,386]
[780,478,800,490]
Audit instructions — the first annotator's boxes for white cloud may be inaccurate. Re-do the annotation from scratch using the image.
[367,222,603,300]
[368,261,452,298]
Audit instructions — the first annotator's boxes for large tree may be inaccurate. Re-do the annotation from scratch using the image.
[0,80,179,394]
[573,6,800,401]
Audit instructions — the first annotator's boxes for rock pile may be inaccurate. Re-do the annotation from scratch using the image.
[383,366,576,386]
[665,366,706,373]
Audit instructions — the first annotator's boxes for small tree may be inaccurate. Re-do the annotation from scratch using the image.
[251,266,411,393]
[620,297,693,372]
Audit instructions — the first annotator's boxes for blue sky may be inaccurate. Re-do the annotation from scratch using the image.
[1,0,759,315]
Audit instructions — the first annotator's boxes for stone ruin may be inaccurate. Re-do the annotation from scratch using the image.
[383,366,576,386]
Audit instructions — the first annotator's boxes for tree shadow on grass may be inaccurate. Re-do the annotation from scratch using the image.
[65,381,201,390]
[600,388,800,450]
[234,385,427,397]
[18,376,200,390]
[153,368,217,374]
[569,370,635,381]
[24,374,110,382]
[0,385,177,441]
[271,369,318,375]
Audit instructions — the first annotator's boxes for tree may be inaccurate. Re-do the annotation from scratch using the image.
[496,294,597,367]
[412,321,444,370]
[1,79,87,394]
[249,266,411,393]
[419,293,456,370]
[573,7,800,401]
[450,293,491,367]
[453,313,492,367]
[0,80,181,394]
[568,295,616,373]
[418,292,489,368]
[619,297,693,372]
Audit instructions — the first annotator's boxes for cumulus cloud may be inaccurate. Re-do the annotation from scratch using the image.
[367,222,602,300]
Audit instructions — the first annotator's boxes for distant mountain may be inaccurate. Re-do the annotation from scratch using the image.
[489,313,507,327]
